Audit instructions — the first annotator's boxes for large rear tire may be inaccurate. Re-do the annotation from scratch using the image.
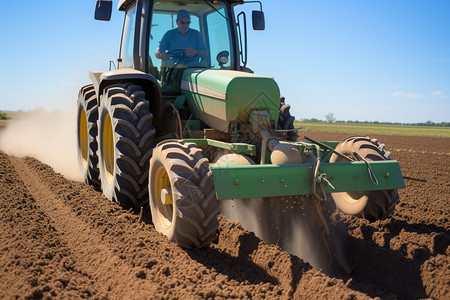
[149,140,219,248]
[76,84,100,188]
[97,84,155,208]
[329,136,399,221]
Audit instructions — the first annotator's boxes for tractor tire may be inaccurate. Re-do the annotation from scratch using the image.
[97,84,155,209]
[149,140,219,248]
[76,84,100,188]
[329,136,399,221]
[277,96,298,140]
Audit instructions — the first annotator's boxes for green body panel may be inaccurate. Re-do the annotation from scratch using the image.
[211,160,405,200]
[181,69,280,132]
[184,138,257,156]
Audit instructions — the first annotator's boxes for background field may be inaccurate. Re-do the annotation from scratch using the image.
[295,121,450,138]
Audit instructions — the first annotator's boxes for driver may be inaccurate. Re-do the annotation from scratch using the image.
[155,10,208,65]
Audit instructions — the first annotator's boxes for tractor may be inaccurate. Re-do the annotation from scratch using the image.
[77,0,405,265]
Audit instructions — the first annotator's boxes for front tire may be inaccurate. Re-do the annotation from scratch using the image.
[97,84,155,208]
[76,84,100,188]
[149,140,219,248]
[330,136,400,221]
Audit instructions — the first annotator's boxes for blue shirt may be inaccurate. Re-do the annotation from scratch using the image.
[159,28,207,64]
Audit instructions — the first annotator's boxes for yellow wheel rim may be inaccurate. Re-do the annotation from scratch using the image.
[333,154,364,203]
[154,165,173,228]
[102,114,114,184]
[79,109,88,168]
[333,191,365,203]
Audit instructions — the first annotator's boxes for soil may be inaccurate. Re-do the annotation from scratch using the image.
[0,131,448,299]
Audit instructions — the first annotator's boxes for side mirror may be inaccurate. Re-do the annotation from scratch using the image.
[252,10,265,30]
[94,0,112,21]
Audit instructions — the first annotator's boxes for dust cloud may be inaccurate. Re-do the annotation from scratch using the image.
[0,109,83,181]
[220,196,344,274]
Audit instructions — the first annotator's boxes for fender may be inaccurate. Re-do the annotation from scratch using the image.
[89,69,162,122]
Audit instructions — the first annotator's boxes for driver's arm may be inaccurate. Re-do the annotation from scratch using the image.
[194,30,208,59]
[180,47,208,58]
[198,47,208,59]
[155,48,170,60]
[185,47,207,59]
[156,30,171,60]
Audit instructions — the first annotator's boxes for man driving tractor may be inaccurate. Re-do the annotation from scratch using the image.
[155,9,208,66]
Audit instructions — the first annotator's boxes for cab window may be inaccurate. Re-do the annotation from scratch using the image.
[120,4,137,69]
[148,0,234,80]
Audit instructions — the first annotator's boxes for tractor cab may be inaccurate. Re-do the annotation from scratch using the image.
[149,0,236,93]
[96,0,265,94]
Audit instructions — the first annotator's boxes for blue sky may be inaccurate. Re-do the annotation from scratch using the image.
[0,0,449,123]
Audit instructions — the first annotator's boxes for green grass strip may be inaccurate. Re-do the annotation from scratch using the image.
[296,122,450,137]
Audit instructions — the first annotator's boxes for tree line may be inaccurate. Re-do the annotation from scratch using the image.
[299,113,449,127]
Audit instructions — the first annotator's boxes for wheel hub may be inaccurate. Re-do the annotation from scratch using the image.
[102,114,114,184]
[160,188,173,205]
[154,166,173,228]
[79,109,88,168]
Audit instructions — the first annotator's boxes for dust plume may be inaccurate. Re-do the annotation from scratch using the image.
[220,196,348,275]
[0,109,83,181]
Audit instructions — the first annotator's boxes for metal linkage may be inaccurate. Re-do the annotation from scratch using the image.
[304,136,355,162]
[353,151,379,186]
[311,144,335,202]
[306,135,379,187]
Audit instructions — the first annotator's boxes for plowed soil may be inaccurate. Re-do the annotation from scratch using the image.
[0,132,449,299]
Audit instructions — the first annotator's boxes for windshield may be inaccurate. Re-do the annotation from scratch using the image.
[149,0,234,76]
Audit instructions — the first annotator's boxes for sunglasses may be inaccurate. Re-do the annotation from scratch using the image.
[179,21,191,25]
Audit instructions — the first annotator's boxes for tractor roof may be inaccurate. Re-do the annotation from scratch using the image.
[119,0,244,11]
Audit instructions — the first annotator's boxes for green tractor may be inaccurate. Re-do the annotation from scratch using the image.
[77,0,404,263]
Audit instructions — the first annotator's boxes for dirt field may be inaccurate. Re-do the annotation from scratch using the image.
[0,131,448,299]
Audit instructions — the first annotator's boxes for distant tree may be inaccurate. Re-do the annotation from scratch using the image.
[325,112,336,124]
[0,111,8,120]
